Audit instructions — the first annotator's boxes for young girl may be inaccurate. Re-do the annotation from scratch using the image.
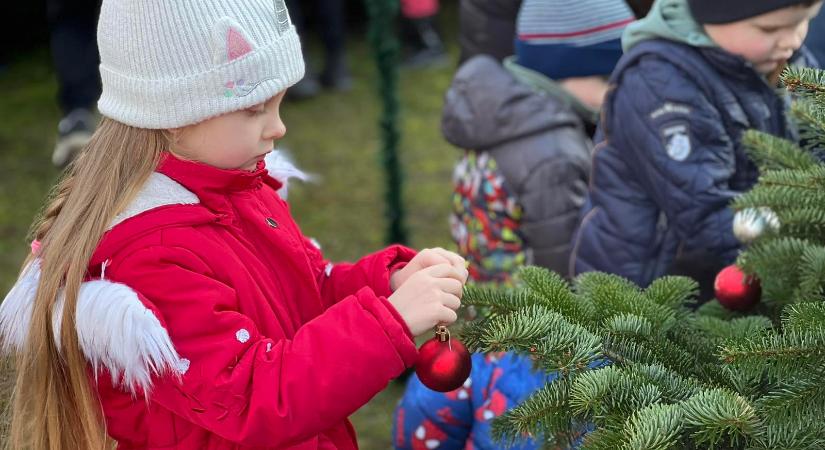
[0,0,468,448]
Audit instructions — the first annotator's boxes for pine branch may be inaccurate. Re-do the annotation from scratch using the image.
[490,379,574,448]
[518,266,596,325]
[580,426,626,450]
[782,301,825,330]
[733,184,825,213]
[569,366,662,422]
[772,209,825,245]
[737,237,814,303]
[473,305,579,350]
[783,66,825,97]
[602,333,698,378]
[460,318,495,351]
[680,388,762,448]
[756,368,825,423]
[795,247,825,301]
[574,272,641,300]
[576,273,677,332]
[462,284,537,313]
[463,260,825,448]
[690,316,773,342]
[757,165,825,190]
[665,323,732,382]
[791,99,825,149]
[531,327,603,375]
[695,300,746,320]
[604,314,654,339]
[753,419,825,449]
[720,329,825,379]
[621,403,685,450]
[741,130,816,171]
[462,305,603,374]
[626,364,702,403]
[643,276,699,310]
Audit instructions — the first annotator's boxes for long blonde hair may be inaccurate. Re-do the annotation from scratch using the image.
[7,117,170,449]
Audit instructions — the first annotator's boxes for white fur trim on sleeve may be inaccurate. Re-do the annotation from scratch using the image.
[0,262,39,355]
[0,260,185,395]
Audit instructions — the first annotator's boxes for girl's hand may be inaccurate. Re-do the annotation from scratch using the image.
[388,263,465,336]
[390,248,467,291]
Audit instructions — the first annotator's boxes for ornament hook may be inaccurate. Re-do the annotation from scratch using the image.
[435,325,452,350]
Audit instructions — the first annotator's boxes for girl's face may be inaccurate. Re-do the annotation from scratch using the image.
[703,3,822,75]
[169,91,287,171]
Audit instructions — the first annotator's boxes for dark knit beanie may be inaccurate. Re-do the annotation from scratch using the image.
[515,0,635,80]
[687,0,816,24]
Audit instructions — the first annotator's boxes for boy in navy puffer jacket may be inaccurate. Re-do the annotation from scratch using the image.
[571,0,822,300]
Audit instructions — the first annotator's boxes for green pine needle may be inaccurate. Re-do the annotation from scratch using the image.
[490,379,574,447]
[741,130,816,171]
[680,389,761,448]
[622,403,684,450]
[783,302,825,330]
[720,329,825,379]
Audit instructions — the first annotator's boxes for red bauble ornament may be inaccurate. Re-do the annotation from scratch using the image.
[714,265,761,311]
[415,326,472,392]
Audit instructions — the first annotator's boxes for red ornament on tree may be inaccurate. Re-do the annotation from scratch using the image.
[714,264,761,311]
[415,326,472,392]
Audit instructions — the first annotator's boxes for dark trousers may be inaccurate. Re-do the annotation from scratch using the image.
[47,0,101,114]
[285,0,346,62]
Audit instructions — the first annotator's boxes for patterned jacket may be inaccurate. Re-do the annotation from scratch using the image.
[444,55,593,283]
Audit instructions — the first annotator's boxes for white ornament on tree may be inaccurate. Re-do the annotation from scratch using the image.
[733,207,780,244]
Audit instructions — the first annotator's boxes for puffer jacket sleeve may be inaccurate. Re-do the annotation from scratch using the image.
[112,245,418,448]
[518,157,589,277]
[606,55,741,264]
[302,239,417,309]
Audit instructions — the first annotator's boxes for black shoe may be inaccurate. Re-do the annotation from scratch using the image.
[286,75,321,101]
[53,108,96,168]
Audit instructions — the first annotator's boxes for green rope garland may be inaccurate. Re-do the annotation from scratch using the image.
[364,0,409,245]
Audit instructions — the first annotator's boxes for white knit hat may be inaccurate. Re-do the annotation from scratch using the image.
[97,0,305,129]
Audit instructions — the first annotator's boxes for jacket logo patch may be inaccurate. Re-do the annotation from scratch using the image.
[650,102,692,120]
[661,123,691,162]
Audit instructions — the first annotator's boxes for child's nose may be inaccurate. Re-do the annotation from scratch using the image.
[264,117,286,141]
[782,28,805,52]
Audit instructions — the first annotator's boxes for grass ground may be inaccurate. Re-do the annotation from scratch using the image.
[0,13,459,449]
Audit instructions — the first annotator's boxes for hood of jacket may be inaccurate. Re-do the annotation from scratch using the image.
[441,55,585,151]
[622,0,716,51]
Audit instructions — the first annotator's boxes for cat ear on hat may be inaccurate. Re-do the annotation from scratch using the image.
[210,0,293,66]
[211,17,257,66]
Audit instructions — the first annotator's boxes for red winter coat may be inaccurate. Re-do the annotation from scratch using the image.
[80,154,417,449]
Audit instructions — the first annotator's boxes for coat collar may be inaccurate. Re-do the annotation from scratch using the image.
[91,151,309,266]
[157,152,279,197]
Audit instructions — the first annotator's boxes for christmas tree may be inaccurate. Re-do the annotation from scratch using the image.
[459,67,825,449]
